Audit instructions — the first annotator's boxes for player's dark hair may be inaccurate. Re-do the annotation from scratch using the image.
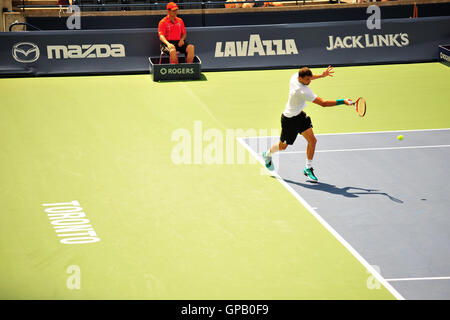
[298,67,313,78]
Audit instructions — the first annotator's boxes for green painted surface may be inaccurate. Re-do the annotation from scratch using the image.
[1,63,448,299]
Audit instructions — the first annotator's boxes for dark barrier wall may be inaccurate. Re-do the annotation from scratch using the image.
[1,17,450,76]
[189,17,450,70]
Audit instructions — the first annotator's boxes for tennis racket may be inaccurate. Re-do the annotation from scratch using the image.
[350,97,367,117]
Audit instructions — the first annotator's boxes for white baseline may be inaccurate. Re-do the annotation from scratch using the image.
[281,145,450,154]
[244,128,450,139]
[386,276,450,282]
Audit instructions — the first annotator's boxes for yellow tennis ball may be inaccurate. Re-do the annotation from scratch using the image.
[397,135,404,141]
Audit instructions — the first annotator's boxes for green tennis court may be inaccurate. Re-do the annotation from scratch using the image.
[1,62,449,299]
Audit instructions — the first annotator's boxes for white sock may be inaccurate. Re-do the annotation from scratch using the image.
[266,150,272,157]
[306,159,313,169]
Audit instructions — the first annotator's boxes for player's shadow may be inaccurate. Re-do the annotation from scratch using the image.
[281,178,404,203]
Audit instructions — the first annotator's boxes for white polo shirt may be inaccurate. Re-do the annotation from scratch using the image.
[282,73,317,118]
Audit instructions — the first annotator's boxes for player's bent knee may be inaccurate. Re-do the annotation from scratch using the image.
[279,141,288,150]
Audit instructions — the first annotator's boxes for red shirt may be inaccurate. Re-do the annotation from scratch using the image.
[158,16,186,41]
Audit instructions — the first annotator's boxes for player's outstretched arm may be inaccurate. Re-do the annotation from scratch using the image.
[311,65,334,80]
[313,97,352,107]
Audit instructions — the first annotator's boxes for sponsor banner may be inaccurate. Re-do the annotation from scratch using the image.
[439,44,450,66]
[149,56,202,81]
[190,17,450,70]
[1,17,449,76]
[0,29,157,75]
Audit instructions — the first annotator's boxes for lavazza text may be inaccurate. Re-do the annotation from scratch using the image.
[215,34,298,57]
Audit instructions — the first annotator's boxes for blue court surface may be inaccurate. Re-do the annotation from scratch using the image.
[240,129,450,300]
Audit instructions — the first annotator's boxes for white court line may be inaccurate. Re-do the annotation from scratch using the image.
[181,83,227,130]
[386,276,450,282]
[244,128,450,139]
[280,145,450,154]
[236,137,405,300]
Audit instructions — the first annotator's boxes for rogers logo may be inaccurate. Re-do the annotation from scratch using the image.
[160,67,194,75]
[12,42,40,63]
[441,52,450,62]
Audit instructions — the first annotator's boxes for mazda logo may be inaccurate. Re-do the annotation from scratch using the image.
[12,42,40,63]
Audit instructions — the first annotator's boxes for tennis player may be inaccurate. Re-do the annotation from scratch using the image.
[263,66,352,182]
[158,2,195,64]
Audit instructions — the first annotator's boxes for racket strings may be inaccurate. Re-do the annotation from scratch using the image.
[357,98,366,117]
[353,97,366,117]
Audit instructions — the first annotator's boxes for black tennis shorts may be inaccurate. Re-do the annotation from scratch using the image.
[280,111,313,145]
[160,40,190,55]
